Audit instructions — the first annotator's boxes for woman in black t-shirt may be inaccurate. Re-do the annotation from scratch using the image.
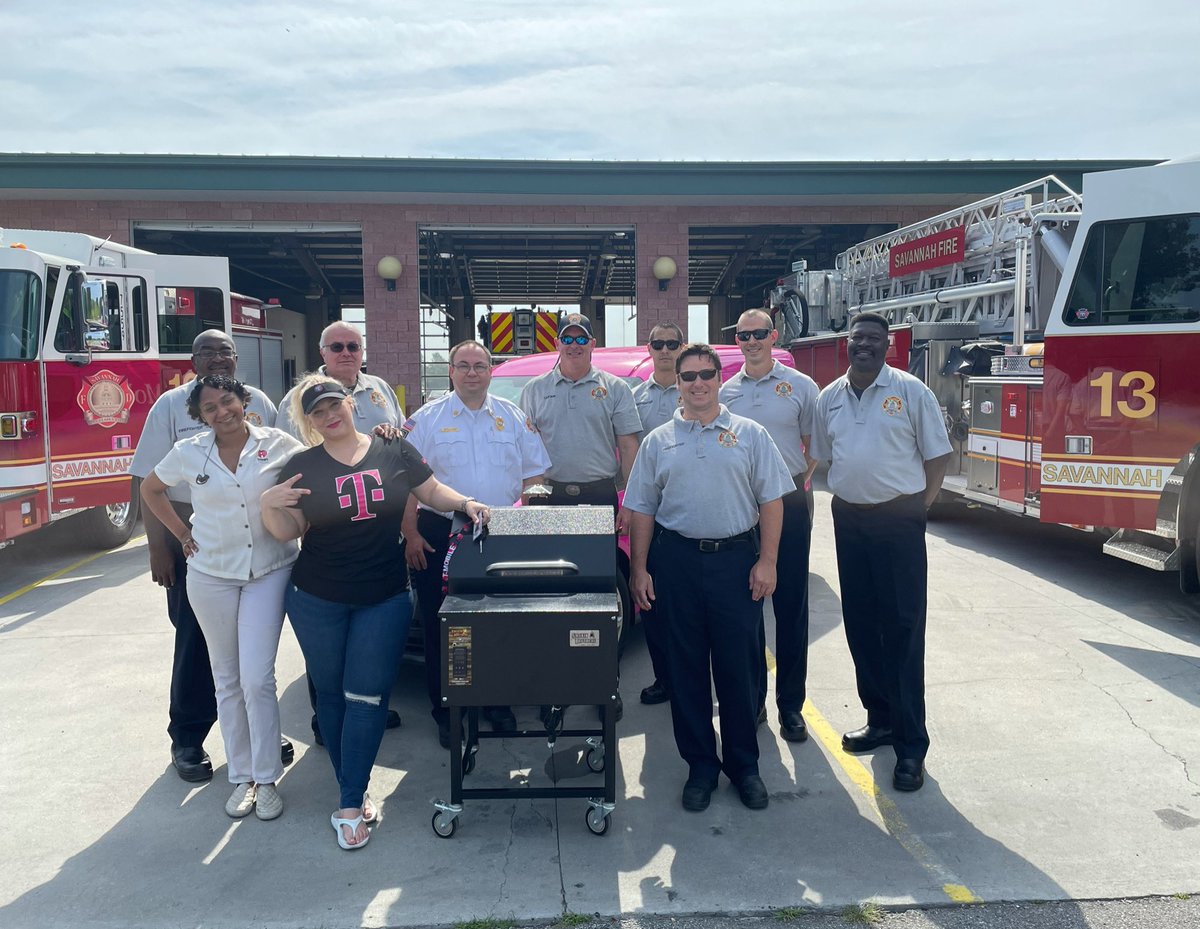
[262,374,490,851]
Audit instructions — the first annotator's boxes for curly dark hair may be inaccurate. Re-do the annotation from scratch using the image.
[186,374,252,423]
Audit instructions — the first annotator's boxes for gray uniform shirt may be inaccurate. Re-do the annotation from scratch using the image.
[623,405,795,539]
[129,381,278,504]
[633,377,681,434]
[518,364,641,482]
[276,368,404,440]
[809,364,952,505]
[720,360,819,477]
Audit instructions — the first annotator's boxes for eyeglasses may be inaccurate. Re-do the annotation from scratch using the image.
[560,335,591,345]
[323,342,361,353]
[678,368,719,382]
[735,328,772,342]
[649,339,682,351]
[194,348,236,360]
[452,363,491,374]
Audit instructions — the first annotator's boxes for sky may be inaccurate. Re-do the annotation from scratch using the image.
[2,1,1198,161]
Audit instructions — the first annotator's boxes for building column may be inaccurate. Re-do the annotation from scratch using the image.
[635,215,689,342]
[360,213,419,413]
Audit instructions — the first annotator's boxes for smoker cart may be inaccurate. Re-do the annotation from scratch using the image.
[431,506,620,837]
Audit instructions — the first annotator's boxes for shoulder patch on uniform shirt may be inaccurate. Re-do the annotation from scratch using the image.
[370,389,386,406]
[775,381,793,397]
[402,417,416,433]
[882,396,903,415]
[246,412,264,426]
[590,385,608,399]
[525,416,537,433]
[717,430,738,447]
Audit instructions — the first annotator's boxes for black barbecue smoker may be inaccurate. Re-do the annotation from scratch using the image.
[431,505,620,837]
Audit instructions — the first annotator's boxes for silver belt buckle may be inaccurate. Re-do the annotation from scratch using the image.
[699,539,719,553]
[564,483,581,497]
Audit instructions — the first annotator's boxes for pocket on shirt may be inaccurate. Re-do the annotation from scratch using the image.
[486,431,520,468]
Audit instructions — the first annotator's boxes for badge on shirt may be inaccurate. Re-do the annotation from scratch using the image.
[257,449,268,460]
[494,416,506,431]
[591,386,608,400]
[775,382,793,397]
[882,396,904,415]
[717,430,738,448]
[440,427,460,433]
[370,389,386,406]
[246,412,264,426]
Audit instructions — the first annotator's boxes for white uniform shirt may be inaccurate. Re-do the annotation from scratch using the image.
[809,364,952,505]
[153,424,304,580]
[623,405,794,539]
[276,368,404,440]
[633,377,681,434]
[403,391,551,515]
[518,365,641,482]
[720,360,818,477]
[129,381,278,504]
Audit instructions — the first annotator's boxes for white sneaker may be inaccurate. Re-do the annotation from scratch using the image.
[255,783,283,821]
[225,783,257,818]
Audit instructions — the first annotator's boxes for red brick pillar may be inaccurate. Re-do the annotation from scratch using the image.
[361,212,420,414]
[635,213,689,342]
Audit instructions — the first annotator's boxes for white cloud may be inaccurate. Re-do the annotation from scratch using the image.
[1,0,1196,159]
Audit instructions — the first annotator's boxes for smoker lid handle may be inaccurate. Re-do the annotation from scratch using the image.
[485,560,580,575]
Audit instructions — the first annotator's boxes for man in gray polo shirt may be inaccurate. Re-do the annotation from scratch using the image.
[721,308,820,744]
[809,311,951,793]
[631,322,685,707]
[130,329,287,782]
[625,343,793,813]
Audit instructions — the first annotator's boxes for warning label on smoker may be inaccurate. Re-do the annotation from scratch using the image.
[569,630,600,647]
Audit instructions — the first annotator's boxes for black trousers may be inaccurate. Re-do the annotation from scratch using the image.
[641,538,672,690]
[164,538,217,749]
[831,493,930,761]
[654,529,762,783]
[758,482,811,714]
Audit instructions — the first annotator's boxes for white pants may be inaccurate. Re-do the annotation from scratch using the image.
[187,566,289,785]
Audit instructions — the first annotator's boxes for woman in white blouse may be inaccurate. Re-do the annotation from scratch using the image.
[141,374,304,822]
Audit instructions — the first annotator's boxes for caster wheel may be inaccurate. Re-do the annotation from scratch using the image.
[462,751,477,775]
[585,807,610,836]
[431,810,458,838]
[586,747,605,773]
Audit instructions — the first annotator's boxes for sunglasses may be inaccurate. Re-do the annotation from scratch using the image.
[678,368,719,382]
[323,342,361,353]
[560,335,591,345]
[193,348,236,360]
[649,339,682,351]
[735,328,772,342]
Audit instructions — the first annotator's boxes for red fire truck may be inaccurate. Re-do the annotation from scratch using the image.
[0,229,233,549]
[772,158,1200,592]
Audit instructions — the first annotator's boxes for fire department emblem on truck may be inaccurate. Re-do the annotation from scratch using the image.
[76,370,136,428]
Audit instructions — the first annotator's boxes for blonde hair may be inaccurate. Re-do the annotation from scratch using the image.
[289,372,349,447]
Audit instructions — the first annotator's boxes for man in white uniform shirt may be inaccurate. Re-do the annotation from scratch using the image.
[809,312,951,792]
[129,329,289,782]
[402,340,551,747]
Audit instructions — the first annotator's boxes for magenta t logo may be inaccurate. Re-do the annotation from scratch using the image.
[335,469,385,521]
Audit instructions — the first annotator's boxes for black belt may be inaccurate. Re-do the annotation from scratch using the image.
[659,526,756,553]
[835,492,923,510]
[548,477,616,497]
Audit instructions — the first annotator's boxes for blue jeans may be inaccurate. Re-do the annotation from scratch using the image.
[285,584,412,809]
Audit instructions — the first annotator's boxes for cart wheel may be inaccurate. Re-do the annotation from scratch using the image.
[585,806,610,836]
[431,810,458,838]
[462,750,477,775]
[586,746,605,772]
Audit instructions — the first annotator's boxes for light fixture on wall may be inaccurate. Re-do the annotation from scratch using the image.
[652,256,677,292]
[376,255,403,292]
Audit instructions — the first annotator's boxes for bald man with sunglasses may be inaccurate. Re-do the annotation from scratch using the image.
[721,309,819,746]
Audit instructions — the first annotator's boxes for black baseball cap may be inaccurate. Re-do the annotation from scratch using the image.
[557,313,594,339]
[301,382,350,414]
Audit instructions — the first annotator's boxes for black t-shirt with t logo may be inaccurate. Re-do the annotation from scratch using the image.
[278,436,433,604]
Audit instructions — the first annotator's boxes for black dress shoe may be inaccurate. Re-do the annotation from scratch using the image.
[756,705,767,727]
[735,774,769,810]
[894,758,925,792]
[779,710,808,743]
[171,745,213,783]
[681,778,717,812]
[385,710,402,729]
[312,727,324,748]
[484,707,517,732]
[640,681,670,705]
[280,737,294,765]
[841,724,894,754]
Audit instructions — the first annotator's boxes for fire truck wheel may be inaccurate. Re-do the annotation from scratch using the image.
[77,491,140,550]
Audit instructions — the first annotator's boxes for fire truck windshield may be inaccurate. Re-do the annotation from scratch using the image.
[0,270,42,361]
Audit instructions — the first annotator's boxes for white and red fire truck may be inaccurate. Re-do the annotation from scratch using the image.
[771,158,1200,592]
[0,229,234,549]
